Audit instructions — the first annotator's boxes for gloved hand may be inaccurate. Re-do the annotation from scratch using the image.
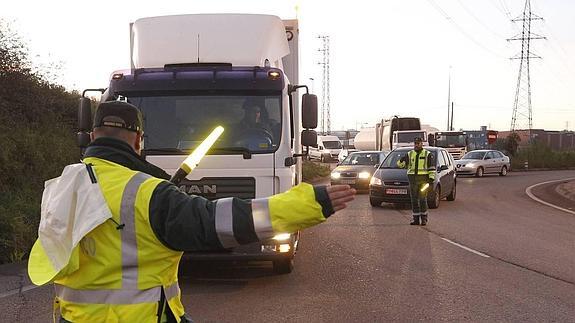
[428,177,434,184]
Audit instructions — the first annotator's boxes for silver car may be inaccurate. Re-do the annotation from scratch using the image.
[455,150,510,177]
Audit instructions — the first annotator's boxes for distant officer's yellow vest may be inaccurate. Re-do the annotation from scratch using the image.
[54,157,185,322]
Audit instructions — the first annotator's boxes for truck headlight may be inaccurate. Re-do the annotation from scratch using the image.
[331,172,341,179]
[272,233,291,241]
[358,172,370,179]
[370,176,382,186]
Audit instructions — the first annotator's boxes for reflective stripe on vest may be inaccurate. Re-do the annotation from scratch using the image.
[121,172,150,289]
[54,281,181,304]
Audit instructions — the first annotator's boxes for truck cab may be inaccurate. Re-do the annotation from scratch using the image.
[77,14,318,274]
[392,130,428,149]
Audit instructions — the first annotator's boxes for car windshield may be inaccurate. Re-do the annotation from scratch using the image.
[323,141,342,149]
[126,95,281,154]
[341,152,382,165]
[463,151,486,160]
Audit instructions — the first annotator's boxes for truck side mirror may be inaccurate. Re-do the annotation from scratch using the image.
[301,129,317,148]
[302,94,318,129]
[78,98,93,149]
[78,98,93,131]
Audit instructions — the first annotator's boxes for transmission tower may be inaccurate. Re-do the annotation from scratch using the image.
[508,0,545,140]
[318,35,331,134]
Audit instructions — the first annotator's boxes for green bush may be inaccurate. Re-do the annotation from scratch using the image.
[0,19,80,263]
[302,159,331,182]
[511,142,575,170]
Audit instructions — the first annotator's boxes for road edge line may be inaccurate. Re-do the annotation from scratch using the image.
[525,178,575,216]
[440,238,490,258]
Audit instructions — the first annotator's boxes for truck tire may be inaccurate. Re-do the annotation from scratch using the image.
[273,257,294,274]
[370,197,382,207]
[428,186,440,209]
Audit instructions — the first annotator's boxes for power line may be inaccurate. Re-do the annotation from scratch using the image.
[457,0,507,39]
[426,0,506,59]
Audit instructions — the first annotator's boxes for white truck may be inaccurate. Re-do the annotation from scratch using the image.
[308,135,343,162]
[354,116,421,151]
[77,14,318,274]
[429,131,468,160]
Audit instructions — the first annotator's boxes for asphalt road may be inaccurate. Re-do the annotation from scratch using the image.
[2,170,574,322]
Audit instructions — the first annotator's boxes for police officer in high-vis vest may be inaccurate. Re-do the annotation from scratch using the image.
[28,101,356,323]
[397,137,436,226]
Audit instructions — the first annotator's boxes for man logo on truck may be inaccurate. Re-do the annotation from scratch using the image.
[179,184,217,194]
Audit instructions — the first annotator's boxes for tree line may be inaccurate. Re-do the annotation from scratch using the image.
[0,20,81,263]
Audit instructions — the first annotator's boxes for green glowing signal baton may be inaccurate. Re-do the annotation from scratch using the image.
[420,183,430,193]
[170,126,224,186]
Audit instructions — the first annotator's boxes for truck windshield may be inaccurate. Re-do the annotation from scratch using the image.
[323,141,342,149]
[127,95,282,154]
[397,132,425,143]
[436,134,466,147]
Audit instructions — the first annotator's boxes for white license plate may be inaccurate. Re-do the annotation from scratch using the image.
[340,179,356,184]
[385,188,408,195]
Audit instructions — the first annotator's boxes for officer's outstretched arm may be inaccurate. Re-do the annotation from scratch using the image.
[149,182,354,252]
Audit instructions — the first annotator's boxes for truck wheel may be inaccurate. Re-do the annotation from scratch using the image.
[428,186,440,209]
[273,258,294,274]
[475,167,484,178]
[370,198,382,207]
[499,166,507,176]
[447,183,456,201]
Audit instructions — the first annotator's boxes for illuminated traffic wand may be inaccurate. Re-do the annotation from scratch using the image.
[420,183,430,193]
[170,126,224,186]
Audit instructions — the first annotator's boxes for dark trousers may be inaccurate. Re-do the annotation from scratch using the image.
[408,174,429,215]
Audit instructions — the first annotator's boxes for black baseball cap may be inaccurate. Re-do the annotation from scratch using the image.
[414,137,423,143]
[93,101,143,132]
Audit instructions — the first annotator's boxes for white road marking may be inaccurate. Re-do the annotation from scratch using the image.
[525,178,575,216]
[441,238,490,258]
[0,284,43,299]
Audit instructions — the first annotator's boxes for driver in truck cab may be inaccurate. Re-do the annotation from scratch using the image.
[28,101,356,323]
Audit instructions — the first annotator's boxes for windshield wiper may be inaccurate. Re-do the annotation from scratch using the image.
[210,147,252,159]
[143,148,189,155]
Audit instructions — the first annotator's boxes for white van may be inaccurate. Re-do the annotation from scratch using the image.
[309,135,343,162]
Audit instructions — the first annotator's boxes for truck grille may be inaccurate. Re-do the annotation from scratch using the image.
[178,177,256,200]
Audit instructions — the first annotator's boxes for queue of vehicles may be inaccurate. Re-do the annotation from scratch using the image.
[325,116,509,209]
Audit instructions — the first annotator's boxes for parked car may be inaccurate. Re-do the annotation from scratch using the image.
[338,148,358,163]
[331,151,388,190]
[369,147,457,208]
[455,150,510,177]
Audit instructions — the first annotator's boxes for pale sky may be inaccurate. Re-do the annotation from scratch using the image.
[3,0,574,132]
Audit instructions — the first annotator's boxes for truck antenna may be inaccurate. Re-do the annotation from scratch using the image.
[197,34,200,63]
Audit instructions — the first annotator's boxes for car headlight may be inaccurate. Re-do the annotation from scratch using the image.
[358,171,370,179]
[370,176,382,186]
[331,172,341,179]
[272,233,291,241]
